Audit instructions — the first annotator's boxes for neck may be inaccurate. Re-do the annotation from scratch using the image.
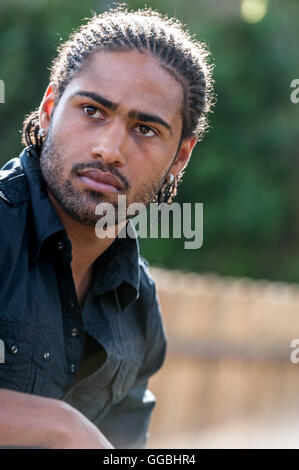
[47,190,127,305]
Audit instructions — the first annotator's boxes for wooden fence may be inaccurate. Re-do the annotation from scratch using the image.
[146,268,299,447]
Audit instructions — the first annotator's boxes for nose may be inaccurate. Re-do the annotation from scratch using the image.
[90,119,127,167]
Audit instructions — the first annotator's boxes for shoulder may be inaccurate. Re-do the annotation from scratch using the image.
[136,255,167,377]
[0,157,30,270]
[0,156,30,207]
[138,255,160,311]
[139,255,155,289]
[138,254,167,343]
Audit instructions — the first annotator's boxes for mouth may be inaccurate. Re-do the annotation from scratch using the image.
[77,169,123,193]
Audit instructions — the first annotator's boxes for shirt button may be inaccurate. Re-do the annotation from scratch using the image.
[57,241,64,250]
[43,352,50,360]
[71,328,79,337]
[70,363,76,373]
[11,345,18,354]
[69,300,76,309]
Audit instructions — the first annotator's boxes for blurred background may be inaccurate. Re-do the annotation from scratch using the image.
[0,0,299,448]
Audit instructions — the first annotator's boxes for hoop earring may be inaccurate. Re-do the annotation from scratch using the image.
[38,128,46,137]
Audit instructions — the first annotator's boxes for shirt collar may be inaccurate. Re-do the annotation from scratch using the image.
[91,221,141,311]
[20,146,66,265]
[20,146,140,312]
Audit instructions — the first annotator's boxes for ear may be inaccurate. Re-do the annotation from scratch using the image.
[169,135,198,176]
[39,82,57,131]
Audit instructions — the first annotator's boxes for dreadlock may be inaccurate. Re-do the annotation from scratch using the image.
[22,5,215,203]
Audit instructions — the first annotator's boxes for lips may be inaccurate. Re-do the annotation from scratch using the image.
[77,169,123,192]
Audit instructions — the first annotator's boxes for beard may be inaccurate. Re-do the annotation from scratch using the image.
[39,126,168,227]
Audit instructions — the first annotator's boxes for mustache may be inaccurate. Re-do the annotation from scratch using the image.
[71,161,130,192]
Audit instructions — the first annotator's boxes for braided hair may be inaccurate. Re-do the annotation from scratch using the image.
[22,6,215,203]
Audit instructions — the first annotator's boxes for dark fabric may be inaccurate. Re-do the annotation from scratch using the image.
[70,332,107,389]
[0,146,167,449]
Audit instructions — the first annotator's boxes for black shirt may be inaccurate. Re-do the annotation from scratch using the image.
[71,332,107,389]
[0,146,167,449]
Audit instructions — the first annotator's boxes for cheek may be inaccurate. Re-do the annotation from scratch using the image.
[131,139,175,171]
[130,156,167,193]
[52,106,85,143]
[51,120,89,162]
[128,147,174,198]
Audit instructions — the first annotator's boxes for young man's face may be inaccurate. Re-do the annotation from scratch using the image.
[39,50,196,226]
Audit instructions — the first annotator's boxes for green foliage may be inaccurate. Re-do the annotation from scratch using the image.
[0,0,298,282]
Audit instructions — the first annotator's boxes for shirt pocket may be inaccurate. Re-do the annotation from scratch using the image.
[0,322,53,395]
[0,335,32,393]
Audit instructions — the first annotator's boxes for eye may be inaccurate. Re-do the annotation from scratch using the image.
[135,124,156,137]
[82,105,105,119]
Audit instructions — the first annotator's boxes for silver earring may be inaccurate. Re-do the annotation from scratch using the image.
[168,173,175,184]
[38,128,46,137]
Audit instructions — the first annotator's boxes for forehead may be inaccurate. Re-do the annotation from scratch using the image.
[63,50,183,124]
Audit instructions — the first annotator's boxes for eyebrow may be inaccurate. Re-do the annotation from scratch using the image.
[128,111,173,135]
[71,91,118,111]
[71,90,173,135]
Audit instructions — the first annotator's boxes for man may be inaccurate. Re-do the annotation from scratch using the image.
[0,7,214,448]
